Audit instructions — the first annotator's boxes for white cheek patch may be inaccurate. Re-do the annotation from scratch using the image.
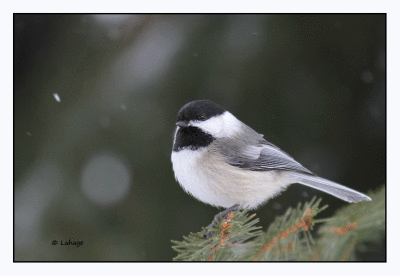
[191,111,241,138]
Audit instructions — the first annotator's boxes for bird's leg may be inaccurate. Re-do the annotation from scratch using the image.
[205,204,240,239]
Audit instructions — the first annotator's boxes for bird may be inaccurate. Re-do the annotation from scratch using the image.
[171,100,371,236]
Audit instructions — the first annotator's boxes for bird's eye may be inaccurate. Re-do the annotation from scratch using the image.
[199,114,206,121]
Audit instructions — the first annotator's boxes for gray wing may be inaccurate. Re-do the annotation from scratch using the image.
[228,140,371,203]
[212,122,314,175]
[229,141,314,175]
[217,129,314,175]
[212,124,372,204]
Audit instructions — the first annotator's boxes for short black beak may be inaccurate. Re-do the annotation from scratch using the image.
[176,121,190,128]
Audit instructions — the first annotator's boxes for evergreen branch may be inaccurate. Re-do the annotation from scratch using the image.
[249,197,327,261]
[172,207,262,261]
[171,186,385,261]
[309,186,385,261]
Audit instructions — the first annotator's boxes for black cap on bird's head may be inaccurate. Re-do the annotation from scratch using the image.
[176,100,226,127]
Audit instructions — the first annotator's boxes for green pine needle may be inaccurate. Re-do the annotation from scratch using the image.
[171,186,385,261]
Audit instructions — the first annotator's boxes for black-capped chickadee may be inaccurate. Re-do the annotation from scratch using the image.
[171,100,371,211]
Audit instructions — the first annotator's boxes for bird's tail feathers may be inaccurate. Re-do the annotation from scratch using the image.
[295,174,371,203]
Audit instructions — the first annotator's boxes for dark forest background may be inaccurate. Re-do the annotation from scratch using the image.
[14,14,385,261]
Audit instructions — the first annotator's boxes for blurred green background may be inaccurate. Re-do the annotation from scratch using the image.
[14,14,385,261]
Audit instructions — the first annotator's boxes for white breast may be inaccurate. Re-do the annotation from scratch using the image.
[171,148,223,207]
[171,147,293,209]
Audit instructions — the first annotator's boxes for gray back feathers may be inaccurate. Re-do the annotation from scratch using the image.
[212,124,314,175]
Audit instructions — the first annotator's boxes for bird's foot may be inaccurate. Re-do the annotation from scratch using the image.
[205,204,240,239]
